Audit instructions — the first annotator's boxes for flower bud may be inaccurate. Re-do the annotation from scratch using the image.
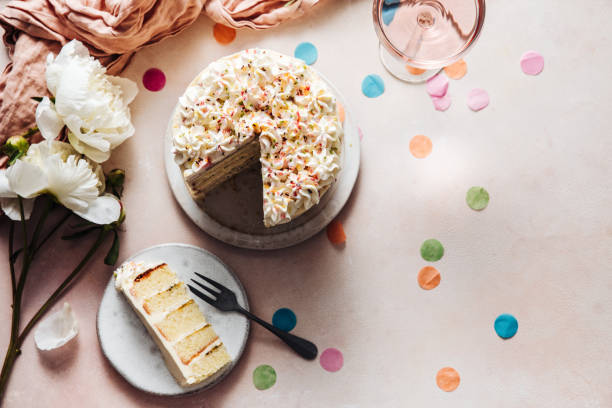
[2,135,30,164]
[106,168,125,198]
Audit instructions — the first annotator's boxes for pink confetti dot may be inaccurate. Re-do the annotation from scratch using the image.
[426,74,449,97]
[142,68,166,92]
[432,94,451,111]
[467,88,489,111]
[520,51,544,75]
[320,348,343,372]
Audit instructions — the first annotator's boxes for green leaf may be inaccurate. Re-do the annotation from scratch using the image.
[61,226,100,240]
[104,230,120,265]
[31,97,43,102]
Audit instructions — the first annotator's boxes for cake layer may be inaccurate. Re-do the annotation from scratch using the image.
[143,282,190,315]
[130,264,175,299]
[156,299,207,342]
[189,345,232,381]
[185,138,260,199]
[175,325,218,364]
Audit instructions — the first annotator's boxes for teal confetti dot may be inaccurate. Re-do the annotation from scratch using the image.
[294,42,318,65]
[362,74,385,98]
[272,308,297,332]
[420,239,444,262]
[253,364,277,390]
[494,314,518,339]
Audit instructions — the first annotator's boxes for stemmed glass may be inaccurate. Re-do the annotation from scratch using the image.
[373,0,486,83]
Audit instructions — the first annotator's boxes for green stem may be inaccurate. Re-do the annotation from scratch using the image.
[0,199,30,399]
[18,228,108,344]
[29,199,54,253]
[8,223,15,301]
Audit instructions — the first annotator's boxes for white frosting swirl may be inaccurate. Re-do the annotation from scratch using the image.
[172,48,343,227]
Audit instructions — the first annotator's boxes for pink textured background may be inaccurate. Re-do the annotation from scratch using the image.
[2,0,612,406]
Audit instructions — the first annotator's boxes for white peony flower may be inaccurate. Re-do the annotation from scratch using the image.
[35,40,138,163]
[0,169,35,221]
[5,140,121,225]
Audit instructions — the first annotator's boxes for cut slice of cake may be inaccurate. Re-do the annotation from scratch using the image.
[171,48,343,227]
[115,261,231,387]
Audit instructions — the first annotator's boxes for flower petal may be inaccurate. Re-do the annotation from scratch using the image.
[35,97,64,140]
[6,160,47,198]
[67,132,111,163]
[34,302,79,351]
[0,197,36,221]
[0,169,17,198]
[72,193,120,225]
[109,76,138,105]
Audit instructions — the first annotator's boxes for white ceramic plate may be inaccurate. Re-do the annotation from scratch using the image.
[164,72,360,250]
[97,243,250,396]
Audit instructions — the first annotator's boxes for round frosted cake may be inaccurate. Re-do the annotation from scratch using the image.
[171,49,343,228]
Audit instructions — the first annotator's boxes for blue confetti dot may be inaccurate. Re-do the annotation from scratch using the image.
[294,42,318,65]
[382,2,399,25]
[494,314,518,339]
[272,308,297,332]
[361,74,385,98]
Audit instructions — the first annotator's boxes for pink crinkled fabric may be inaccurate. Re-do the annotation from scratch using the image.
[0,0,321,144]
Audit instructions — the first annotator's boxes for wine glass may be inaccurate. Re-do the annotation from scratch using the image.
[373,0,486,83]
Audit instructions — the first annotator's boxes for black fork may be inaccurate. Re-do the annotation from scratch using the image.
[188,272,318,360]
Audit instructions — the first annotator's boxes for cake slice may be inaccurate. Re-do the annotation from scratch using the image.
[115,261,231,387]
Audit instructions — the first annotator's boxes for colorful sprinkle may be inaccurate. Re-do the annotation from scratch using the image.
[431,94,451,111]
[320,348,343,372]
[272,308,297,332]
[409,134,432,159]
[213,23,236,45]
[361,74,385,98]
[426,74,449,97]
[420,239,444,262]
[520,51,544,75]
[253,365,277,390]
[327,220,346,244]
[417,266,441,290]
[294,42,318,65]
[494,314,518,339]
[142,68,166,92]
[466,186,490,211]
[467,88,489,111]
[443,59,467,79]
[405,65,426,75]
[336,102,345,123]
[436,367,460,392]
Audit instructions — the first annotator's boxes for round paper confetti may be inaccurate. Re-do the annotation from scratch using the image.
[436,367,460,392]
[467,88,489,111]
[272,308,297,332]
[426,74,449,97]
[431,94,451,111]
[409,134,432,159]
[466,186,490,211]
[327,220,346,244]
[443,59,467,79]
[494,314,518,339]
[405,65,426,75]
[420,239,444,262]
[417,266,440,290]
[320,348,343,372]
[142,68,166,92]
[294,42,318,65]
[213,23,236,45]
[253,365,277,390]
[361,74,385,98]
[336,101,345,123]
[520,51,544,75]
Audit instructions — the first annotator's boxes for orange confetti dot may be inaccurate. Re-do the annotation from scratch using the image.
[336,102,345,123]
[443,59,467,79]
[409,134,432,159]
[213,23,236,45]
[405,65,426,75]
[326,220,346,244]
[436,367,460,392]
[417,266,440,290]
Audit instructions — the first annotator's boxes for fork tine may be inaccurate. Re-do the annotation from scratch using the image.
[193,272,227,292]
[187,284,218,307]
